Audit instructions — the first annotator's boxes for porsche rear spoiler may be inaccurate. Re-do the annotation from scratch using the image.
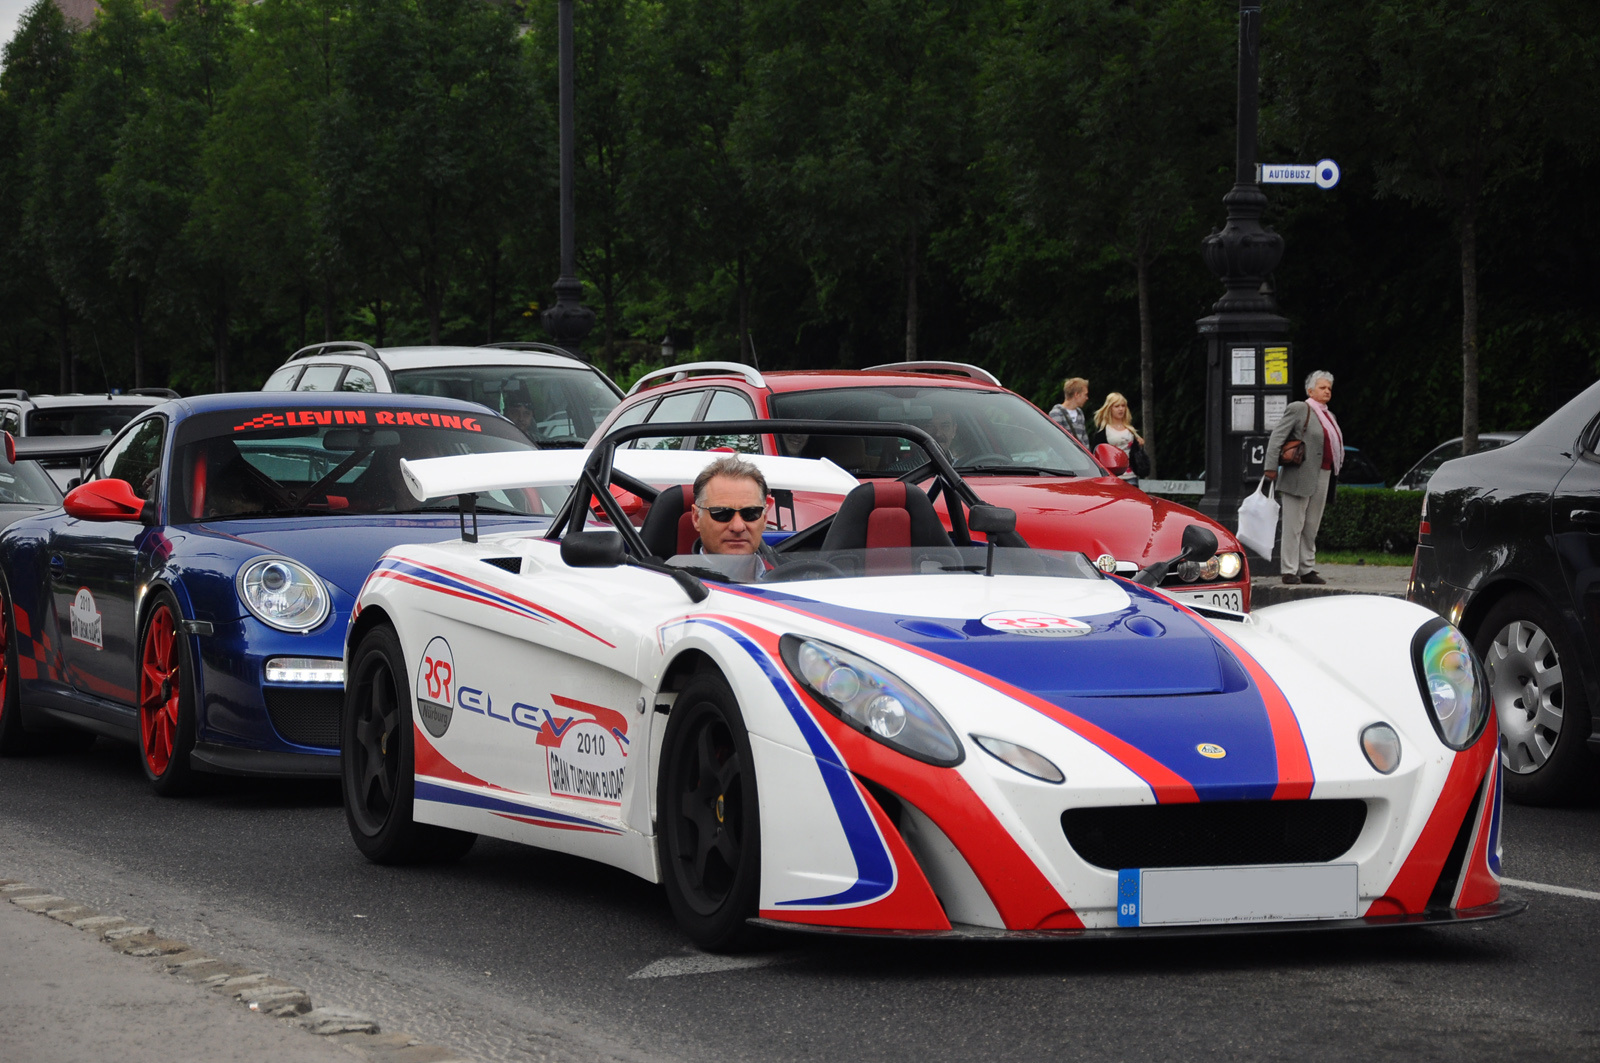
[12,435,110,465]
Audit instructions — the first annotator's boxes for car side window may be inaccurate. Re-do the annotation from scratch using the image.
[262,365,302,391]
[93,418,166,502]
[296,364,344,392]
[340,367,377,393]
[696,390,759,453]
[636,391,704,451]
[0,406,20,434]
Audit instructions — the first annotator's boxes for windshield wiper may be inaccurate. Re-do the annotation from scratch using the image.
[954,464,1077,477]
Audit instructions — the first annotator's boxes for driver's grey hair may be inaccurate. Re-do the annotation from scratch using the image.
[694,454,768,506]
[1305,369,1334,391]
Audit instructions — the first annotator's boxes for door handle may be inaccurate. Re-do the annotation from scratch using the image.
[48,555,64,578]
[1571,510,1600,526]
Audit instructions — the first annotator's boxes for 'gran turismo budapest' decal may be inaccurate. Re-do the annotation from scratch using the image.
[538,694,630,805]
[70,587,103,649]
[232,409,482,432]
[979,609,1091,637]
[415,636,455,738]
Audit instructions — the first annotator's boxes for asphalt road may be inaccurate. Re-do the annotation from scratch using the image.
[2,739,1598,1063]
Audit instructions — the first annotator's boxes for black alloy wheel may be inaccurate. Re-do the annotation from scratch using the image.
[658,673,762,951]
[342,624,475,863]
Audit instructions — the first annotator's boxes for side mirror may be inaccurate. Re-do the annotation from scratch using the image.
[1094,443,1129,476]
[967,505,1017,536]
[1180,523,1219,563]
[560,530,625,568]
[64,479,154,524]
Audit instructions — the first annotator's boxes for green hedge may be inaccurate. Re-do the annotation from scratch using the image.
[1319,487,1425,552]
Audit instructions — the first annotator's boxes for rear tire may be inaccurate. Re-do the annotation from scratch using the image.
[342,624,476,864]
[1475,592,1596,805]
[138,592,198,796]
[0,578,30,756]
[657,673,762,952]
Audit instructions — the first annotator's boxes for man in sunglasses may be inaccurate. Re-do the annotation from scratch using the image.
[691,455,780,566]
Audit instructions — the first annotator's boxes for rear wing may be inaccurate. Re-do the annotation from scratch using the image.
[12,435,110,466]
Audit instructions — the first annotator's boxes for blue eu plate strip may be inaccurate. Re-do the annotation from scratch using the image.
[1118,869,1141,927]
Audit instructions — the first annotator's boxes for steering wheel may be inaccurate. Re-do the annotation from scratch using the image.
[758,558,845,583]
[955,452,1013,468]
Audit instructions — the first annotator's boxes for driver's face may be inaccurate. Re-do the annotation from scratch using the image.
[693,474,769,555]
[508,402,534,431]
[929,411,957,448]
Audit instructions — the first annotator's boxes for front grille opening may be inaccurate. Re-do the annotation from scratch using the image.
[1062,799,1367,870]
[263,688,342,749]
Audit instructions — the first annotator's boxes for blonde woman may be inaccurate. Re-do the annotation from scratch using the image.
[1091,392,1145,483]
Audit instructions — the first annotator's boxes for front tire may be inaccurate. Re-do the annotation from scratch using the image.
[657,673,762,951]
[1475,592,1596,804]
[138,592,198,796]
[0,578,30,756]
[342,624,475,864]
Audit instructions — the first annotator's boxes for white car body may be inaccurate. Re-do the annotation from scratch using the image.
[345,449,1514,939]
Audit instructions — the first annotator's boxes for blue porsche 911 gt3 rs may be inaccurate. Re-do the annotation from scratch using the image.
[0,392,556,793]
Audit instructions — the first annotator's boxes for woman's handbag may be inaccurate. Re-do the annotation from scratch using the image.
[1279,407,1311,466]
[1128,440,1152,479]
[1236,477,1280,558]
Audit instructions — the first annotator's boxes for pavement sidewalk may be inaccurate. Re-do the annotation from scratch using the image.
[0,896,356,1063]
[1250,561,1411,608]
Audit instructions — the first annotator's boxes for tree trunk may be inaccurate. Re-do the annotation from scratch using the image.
[57,300,71,394]
[373,298,386,348]
[213,301,230,392]
[427,275,441,345]
[904,224,919,362]
[298,286,310,348]
[484,246,500,344]
[322,276,336,342]
[1459,202,1479,455]
[132,309,144,391]
[1136,248,1157,478]
[737,248,752,365]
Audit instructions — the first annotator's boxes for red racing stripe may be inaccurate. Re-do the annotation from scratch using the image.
[1374,723,1496,913]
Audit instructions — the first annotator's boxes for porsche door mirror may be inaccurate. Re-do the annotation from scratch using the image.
[561,530,625,568]
[64,479,155,524]
[1180,523,1219,563]
[1094,443,1129,476]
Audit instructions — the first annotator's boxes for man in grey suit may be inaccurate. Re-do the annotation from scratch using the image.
[1264,370,1344,585]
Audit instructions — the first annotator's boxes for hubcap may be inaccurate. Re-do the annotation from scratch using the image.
[350,656,401,833]
[1488,619,1564,774]
[138,606,181,776]
[672,711,744,915]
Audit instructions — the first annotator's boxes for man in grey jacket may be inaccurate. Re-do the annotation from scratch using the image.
[1264,370,1344,585]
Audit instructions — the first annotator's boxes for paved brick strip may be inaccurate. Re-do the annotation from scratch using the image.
[1,877,473,1062]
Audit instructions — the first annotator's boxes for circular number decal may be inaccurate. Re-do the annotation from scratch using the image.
[979,610,1092,637]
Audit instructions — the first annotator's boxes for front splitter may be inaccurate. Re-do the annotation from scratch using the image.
[749,891,1527,941]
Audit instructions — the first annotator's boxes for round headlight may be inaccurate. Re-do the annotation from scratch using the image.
[1411,620,1489,750]
[237,557,330,633]
[1199,556,1221,580]
[1177,561,1202,583]
[1361,723,1401,774]
[1217,552,1243,580]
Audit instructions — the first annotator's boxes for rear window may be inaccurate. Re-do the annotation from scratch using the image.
[392,365,619,448]
[170,405,546,522]
[27,404,151,437]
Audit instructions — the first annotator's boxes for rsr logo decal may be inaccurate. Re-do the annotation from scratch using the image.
[416,636,454,737]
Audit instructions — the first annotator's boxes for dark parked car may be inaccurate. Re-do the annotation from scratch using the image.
[1408,381,1600,803]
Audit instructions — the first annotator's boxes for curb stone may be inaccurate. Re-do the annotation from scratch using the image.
[0,877,473,1062]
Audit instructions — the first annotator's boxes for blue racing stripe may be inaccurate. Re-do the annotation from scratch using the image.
[414,779,620,833]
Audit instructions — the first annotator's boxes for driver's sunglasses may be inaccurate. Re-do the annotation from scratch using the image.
[701,505,765,523]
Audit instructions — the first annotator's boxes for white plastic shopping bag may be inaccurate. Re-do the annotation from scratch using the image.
[1235,477,1280,558]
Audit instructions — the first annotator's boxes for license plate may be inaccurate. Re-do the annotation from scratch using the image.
[1182,588,1243,612]
[1117,864,1359,927]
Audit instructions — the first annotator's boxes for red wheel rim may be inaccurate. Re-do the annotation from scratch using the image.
[0,603,9,722]
[139,605,179,776]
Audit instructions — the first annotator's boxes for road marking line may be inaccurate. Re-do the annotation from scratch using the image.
[629,952,793,979]
[1502,877,1600,902]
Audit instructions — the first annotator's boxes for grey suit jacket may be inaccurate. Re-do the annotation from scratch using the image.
[1264,400,1326,498]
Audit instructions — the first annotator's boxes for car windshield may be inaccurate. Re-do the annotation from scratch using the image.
[171,405,548,522]
[27,405,151,436]
[0,460,62,505]
[392,365,619,449]
[766,386,1100,477]
[666,546,1102,585]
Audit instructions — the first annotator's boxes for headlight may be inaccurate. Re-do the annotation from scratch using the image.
[1360,723,1401,774]
[1410,619,1488,750]
[779,634,963,766]
[1216,552,1243,579]
[237,557,330,633]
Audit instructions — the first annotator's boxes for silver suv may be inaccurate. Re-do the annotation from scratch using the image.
[262,341,623,448]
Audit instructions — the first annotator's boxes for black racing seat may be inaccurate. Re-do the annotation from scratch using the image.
[639,485,697,559]
[820,481,954,552]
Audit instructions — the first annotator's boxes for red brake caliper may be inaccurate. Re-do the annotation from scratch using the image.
[139,607,179,775]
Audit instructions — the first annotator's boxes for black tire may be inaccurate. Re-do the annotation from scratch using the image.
[1474,592,1596,805]
[137,591,198,796]
[342,624,476,864]
[657,673,762,951]
[0,577,30,756]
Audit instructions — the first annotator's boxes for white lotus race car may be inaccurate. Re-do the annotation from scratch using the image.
[340,419,1522,949]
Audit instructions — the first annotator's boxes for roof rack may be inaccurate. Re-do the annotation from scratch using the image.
[0,389,28,400]
[477,341,586,362]
[126,387,180,399]
[287,341,384,364]
[627,361,766,396]
[862,361,1002,386]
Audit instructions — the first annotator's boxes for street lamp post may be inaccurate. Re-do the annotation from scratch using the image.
[541,0,596,356]
[1195,0,1291,570]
